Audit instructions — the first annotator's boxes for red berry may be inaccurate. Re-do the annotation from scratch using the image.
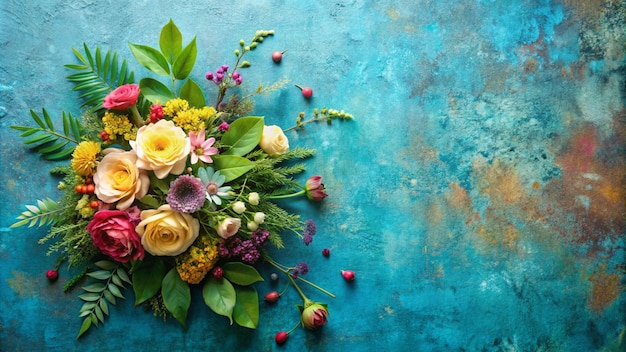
[100,130,109,141]
[46,269,58,281]
[75,184,86,194]
[212,266,224,279]
[89,200,100,209]
[272,51,285,63]
[341,270,355,281]
[275,331,288,345]
[85,184,95,194]
[295,84,313,99]
[322,248,330,257]
[264,291,280,303]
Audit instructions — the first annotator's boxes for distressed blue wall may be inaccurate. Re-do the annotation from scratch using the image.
[1,0,625,351]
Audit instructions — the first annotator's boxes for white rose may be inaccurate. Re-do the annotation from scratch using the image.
[215,218,241,239]
[259,125,289,156]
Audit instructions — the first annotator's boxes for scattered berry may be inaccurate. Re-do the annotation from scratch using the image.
[264,291,280,303]
[295,84,313,99]
[272,50,287,63]
[270,273,279,282]
[85,183,95,194]
[212,266,224,279]
[46,269,59,281]
[275,331,288,345]
[89,200,100,209]
[99,130,109,141]
[341,270,355,281]
[322,248,330,257]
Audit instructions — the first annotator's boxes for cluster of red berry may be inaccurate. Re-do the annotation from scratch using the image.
[74,176,100,209]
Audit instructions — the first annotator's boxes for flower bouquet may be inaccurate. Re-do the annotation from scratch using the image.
[10,20,352,342]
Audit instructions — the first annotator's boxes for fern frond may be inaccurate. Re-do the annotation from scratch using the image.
[10,109,82,160]
[65,44,136,112]
[10,198,66,228]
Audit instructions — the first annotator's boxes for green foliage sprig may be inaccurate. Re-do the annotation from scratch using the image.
[77,260,132,339]
[10,198,65,228]
[285,107,354,132]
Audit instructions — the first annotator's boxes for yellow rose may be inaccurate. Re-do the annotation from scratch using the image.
[130,119,191,179]
[94,149,150,210]
[259,125,289,156]
[135,205,200,256]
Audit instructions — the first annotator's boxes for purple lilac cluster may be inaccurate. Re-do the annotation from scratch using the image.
[218,229,270,264]
[302,219,317,246]
[292,262,309,277]
[205,64,242,85]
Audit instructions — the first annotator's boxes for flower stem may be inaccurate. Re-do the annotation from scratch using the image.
[295,276,336,298]
[267,259,336,299]
[266,189,305,200]
[129,105,145,127]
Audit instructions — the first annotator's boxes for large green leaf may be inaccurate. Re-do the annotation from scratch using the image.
[212,155,255,182]
[139,77,174,104]
[179,78,206,108]
[223,262,264,286]
[220,116,264,156]
[132,258,166,305]
[129,43,170,76]
[162,268,191,329]
[233,286,259,329]
[202,277,236,324]
[159,19,182,64]
[172,37,197,80]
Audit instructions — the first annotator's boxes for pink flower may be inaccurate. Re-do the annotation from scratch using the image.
[217,122,230,132]
[103,84,140,110]
[305,176,328,201]
[189,129,218,164]
[301,303,329,330]
[87,208,144,263]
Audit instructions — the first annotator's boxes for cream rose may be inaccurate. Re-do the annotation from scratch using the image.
[215,217,241,239]
[135,205,199,256]
[130,119,191,179]
[94,149,150,210]
[259,125,289,156]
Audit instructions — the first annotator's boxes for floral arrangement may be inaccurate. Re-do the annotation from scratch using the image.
[10,20,353,343]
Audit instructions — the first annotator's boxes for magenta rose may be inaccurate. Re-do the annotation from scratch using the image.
[103,84,140,110]
[87,208,144,263]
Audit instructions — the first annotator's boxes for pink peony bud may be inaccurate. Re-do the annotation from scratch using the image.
[305,176,328,202]
[300,303,329,330]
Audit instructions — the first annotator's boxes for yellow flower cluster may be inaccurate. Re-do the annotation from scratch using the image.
[75,195,96,218]
[164,98,217,133]
[102,112,137,141]
[71,141,101,176]
[176,235,220,284]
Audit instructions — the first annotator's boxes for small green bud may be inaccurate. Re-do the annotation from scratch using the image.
[299,112,305,118]
[250,42,257,49]
[257,36,264,42]
[244,46,251,51]
[234,49,240,56]
[240,61,251,68]
[267,30,275,36]
[240,39,245,47]
[313,108,319,117]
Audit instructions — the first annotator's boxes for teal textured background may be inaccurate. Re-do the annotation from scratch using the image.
[1,1,625,351]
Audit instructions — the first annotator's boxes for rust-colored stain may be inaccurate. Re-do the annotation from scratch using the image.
[587,264,622,314]
[7,270,37,297]
[474,159,525,206]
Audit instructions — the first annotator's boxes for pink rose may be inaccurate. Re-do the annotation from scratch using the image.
[87,208,144,263]
[103,84,140,110]
[305,176,328,201]
[301,303,329,330]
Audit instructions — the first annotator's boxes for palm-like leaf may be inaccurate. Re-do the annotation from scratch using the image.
[10,198,65,228]
[65,44,135,112]
[10,109,82,160]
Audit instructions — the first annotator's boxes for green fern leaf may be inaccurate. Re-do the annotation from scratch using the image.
[10,198,64,228]
[10,109,82,160]
[65,44,137,112]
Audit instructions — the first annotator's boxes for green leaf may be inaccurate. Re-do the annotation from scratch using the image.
[212,155,255,183]
[129,43,170,76]
[132,258,167,305]
[202,277,236,324]
[76,317,92,339]
[108,282,124,299]
[138,194,161,209]
[10,197,63,228]
[103,290,116,305]
[86,270,112,280]
[81,283,106,293]
[79,292,101,302]
[139,77,174,104]
[179,78,206,108]
[223,262,264,286]
[172,37,196,80]
[233,285,259,329]
[220,116,264,156]
[94,260,116,270]
[162,268,191,330]
[160,19,182,64]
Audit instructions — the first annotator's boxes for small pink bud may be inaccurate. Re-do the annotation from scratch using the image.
[264,291,280,303]
[341,270,355,281]
[46,270,58,281]
[322,248,330,257]
[275,331,288,344]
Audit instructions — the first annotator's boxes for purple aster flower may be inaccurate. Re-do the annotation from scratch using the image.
[166,175,206,213]
[292,262,309,277]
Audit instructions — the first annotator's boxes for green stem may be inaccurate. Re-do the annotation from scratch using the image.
[267,260,335,299]
[295,276,336,299]
[129,105,144,127]
[266,189,305,200]
[284,117,326,132]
